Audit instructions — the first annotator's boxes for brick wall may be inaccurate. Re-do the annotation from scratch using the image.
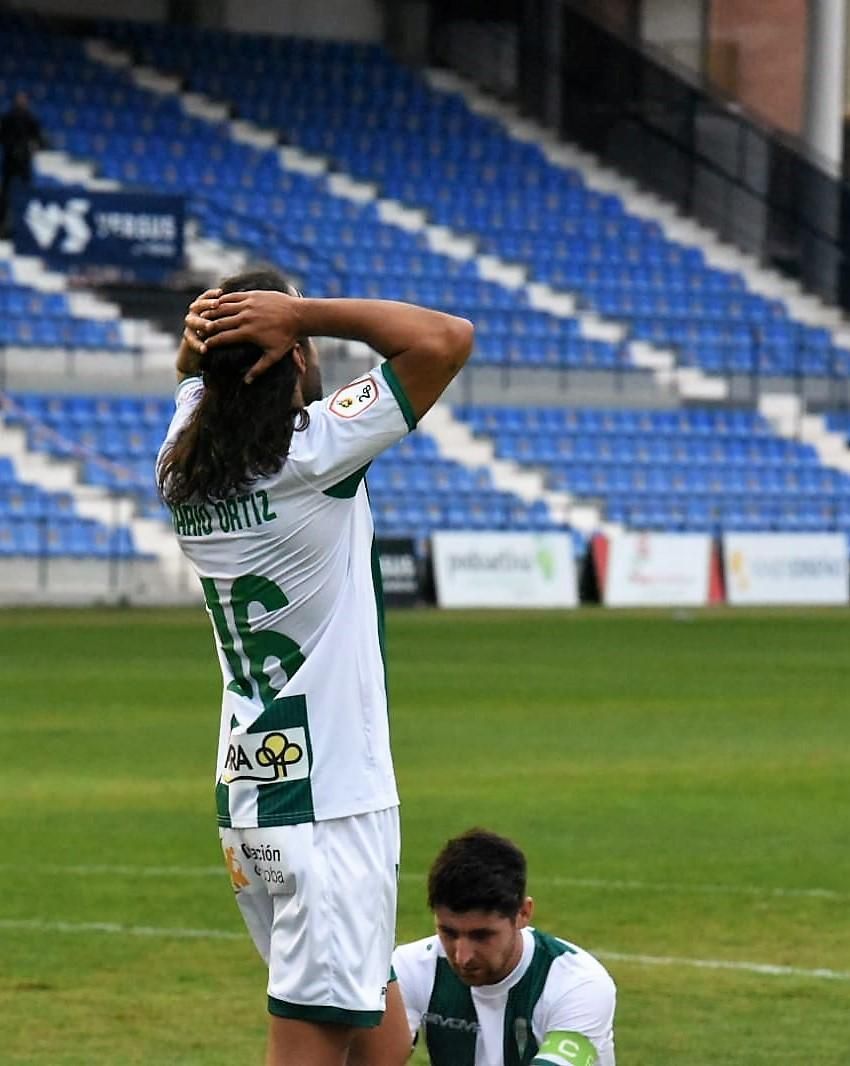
[708,0,806,135]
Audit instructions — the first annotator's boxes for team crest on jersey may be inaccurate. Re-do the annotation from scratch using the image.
[514,1017,529,1058]
[330,375,379,418]
[222,728,310,785]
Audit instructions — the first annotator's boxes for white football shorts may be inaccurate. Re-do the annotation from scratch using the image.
[220,806,400,1027]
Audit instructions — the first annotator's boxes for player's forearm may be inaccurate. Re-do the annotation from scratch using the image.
[175,335,202,380]
[295,298,473,364]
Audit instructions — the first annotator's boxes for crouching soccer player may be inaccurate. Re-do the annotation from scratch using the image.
[351,828,616,1066]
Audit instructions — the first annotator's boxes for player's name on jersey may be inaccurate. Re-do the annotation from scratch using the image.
[170,490,277,537]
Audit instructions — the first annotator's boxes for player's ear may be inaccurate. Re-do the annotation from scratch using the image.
[291,342,306,374]
[516,896,534,929]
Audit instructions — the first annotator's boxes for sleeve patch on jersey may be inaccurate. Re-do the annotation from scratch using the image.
[532,1031,597,1066]
[329,375,379,419]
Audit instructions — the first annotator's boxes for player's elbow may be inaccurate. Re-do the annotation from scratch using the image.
[452,316,475,362]
[431,315,474,375]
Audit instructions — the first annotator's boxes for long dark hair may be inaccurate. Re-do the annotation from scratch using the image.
[158,268,308,507]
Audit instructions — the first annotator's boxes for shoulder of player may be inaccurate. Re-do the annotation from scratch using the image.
[529,946,615,1051]
[392,935,442,1005]
[393,933,442,967]
[392,935,443,982]
[536,934,616,996]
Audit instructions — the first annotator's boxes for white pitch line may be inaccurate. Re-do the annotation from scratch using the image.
[0,918,243,940]
[0,864,845,901]
[595,950,850,982]
[2,918,847,982]
[0,863,227,878]
[514,874,847,902]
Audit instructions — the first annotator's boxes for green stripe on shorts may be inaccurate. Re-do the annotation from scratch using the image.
[268,996,384,1028]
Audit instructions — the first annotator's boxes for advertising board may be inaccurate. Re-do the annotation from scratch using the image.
[432,531,578,608]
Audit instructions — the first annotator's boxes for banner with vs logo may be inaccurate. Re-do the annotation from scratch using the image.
[14,187,184,275]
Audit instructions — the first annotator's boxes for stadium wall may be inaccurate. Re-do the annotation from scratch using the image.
[213,0,384,41]
[639,0,704,73]
[6,0,167,21]
[708,0,806,137]
[8,0,385,41]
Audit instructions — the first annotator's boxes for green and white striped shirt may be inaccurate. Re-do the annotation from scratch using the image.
[157,364,415,828]
[393,928,616,1066]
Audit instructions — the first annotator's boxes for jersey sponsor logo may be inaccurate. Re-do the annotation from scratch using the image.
[222,728,309,785]
[330,375,379,419]
[421,1012,480,1033]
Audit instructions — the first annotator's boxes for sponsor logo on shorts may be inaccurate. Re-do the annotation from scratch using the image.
[240,841,297,895]
[224,845,250,892]
[222,728,309,785]
[241,842,281,863]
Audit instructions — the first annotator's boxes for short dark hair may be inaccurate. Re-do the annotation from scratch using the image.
[427,828,527,918]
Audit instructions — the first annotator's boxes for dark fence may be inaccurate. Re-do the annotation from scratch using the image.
[522,3,850,312]
[430,0,850,313]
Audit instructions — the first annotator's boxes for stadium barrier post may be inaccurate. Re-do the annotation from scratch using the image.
[108,490,120,599]
[37,511,48,593]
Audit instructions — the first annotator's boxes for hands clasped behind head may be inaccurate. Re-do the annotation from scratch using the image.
[195,290,305,383]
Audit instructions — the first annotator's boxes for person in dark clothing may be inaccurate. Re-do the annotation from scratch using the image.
[0,92,46,234]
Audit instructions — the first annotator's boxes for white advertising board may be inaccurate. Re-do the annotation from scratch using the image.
[724,533,849,605]
[602,532,713,607]
[432,532,578,608]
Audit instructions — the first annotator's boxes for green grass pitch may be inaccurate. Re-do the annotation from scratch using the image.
[1,606,849,1065]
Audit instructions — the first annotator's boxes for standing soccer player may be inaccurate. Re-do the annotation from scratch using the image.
[156,269,473,1066]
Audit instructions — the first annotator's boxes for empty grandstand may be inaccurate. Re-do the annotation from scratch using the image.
[1,2,849,608]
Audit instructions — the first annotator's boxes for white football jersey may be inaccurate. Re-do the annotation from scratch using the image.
[156,363,416,828]
[392,928,616,1066]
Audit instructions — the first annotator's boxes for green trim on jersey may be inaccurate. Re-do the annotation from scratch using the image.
[381,361,417,430]
[503,931,575,1066]
[324,462,371,498]
[424,957,479,1066]
[371,535,387,673]
[268,996,383,1028]
[532,1030,597,1066]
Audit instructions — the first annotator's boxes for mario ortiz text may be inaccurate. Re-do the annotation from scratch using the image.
[170,489,277,536]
